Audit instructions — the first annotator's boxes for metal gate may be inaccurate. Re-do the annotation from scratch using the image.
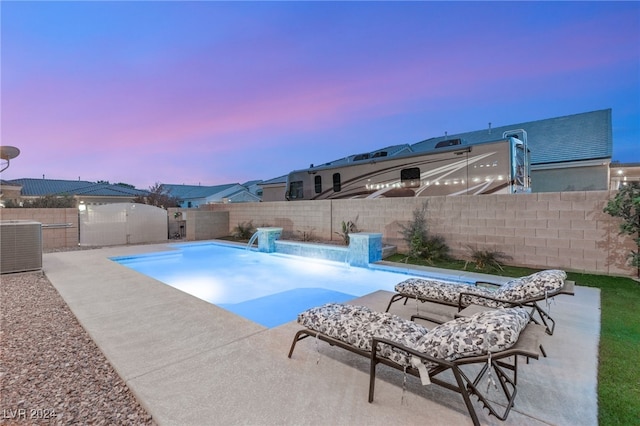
[79,203,168,246]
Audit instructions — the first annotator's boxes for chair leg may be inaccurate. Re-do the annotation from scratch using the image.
[384,294,407,312]
[368,345,380,402]
[288,330,311,358]
[451,368,481,426]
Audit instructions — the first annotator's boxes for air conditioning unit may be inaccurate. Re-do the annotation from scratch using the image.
[1,220,43,274]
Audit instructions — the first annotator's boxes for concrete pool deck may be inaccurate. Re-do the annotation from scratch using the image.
[43,243,600,426]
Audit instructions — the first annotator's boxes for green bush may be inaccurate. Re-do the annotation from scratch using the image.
[399,201,450,263]
[335,217,359,245]
[231,221,256,240]
[4,194,76,208]
[464,246,513,272]
[603,182,640,277]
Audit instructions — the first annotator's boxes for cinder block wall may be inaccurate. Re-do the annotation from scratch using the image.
[3,191,635,276]
[1,208,79,249]
[203,191,636,277]
[204,201,333,241]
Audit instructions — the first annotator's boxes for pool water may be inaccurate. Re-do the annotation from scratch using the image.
[112,242,452,328]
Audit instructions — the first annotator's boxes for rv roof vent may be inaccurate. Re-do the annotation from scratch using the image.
[352,153,370,161]
[372,151,388,158]
[435,139,462,149]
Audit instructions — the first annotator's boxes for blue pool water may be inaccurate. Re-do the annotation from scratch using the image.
[112,242,463,328]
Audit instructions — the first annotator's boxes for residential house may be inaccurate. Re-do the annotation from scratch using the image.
[162,181,261,208]
[1,178,147,207]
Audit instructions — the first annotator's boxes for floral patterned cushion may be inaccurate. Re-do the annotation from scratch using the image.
[395,269,567,306]
[394,278,495,305]
[297,303,429,366]
[413,307,530,367]
[494,270,567,301]
[297,304,529,369]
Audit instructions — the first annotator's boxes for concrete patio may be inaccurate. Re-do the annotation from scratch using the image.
[43,243,600,426]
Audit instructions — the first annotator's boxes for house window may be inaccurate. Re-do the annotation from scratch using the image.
[401,167,421,188]
[314,176,322,194]
[289,181,304,199]
[332,173,341,192]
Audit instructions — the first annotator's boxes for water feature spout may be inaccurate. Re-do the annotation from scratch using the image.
[246,232,259,251]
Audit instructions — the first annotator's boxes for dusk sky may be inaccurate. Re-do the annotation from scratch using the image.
[2,1,639,190]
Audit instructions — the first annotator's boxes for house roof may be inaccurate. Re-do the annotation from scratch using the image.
[410,109,612,165]
[161,183,239,201]
[7,178,147,197]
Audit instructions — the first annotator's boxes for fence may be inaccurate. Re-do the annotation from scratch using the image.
[201,191,636,277]
[1,190,635,276]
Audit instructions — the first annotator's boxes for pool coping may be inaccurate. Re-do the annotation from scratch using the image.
[43,241,599,426]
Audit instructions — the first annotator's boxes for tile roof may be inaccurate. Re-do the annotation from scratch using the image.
[7,178,147,197]
[161,183,239,200]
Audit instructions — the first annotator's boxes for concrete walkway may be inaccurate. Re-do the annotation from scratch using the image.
[43,243,600,426]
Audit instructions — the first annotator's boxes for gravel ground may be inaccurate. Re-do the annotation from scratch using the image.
[0,271,155,425]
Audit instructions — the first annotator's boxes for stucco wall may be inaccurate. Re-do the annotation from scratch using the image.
[1,208,79,249]
[203,191,636,277]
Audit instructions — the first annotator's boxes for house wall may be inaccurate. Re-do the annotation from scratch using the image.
[532,165,609,192]
[260,183,287,202]
[202,191,636,277]
[1,208,79,249]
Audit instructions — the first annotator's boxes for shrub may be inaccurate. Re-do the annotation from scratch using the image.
[296,228,316,242]
[464,246,513,272]
[335,217,359,245]
[399,201,450,263]
[232,221,256,240]
[603,182,640,277]
[4,194,75,208]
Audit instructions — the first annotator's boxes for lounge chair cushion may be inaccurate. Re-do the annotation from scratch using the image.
[395,269,567,306]
[297,303,429,366]
[494,269,567,301]
[414,307,530,365]
[297,304,529,368]
[395,279,495,305]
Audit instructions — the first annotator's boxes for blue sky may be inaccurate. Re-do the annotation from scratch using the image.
[2,1,638,189]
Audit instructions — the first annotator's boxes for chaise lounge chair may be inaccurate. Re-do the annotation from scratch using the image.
[385,269,574,335]
[288,303,545,426]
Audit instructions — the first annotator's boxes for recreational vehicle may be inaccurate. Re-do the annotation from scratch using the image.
[285,134,530,200]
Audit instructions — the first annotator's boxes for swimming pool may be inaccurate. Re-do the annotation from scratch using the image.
[112,242,465,328]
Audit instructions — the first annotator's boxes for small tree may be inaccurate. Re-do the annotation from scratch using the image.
[133,182,180,209]
[603,182,640,277]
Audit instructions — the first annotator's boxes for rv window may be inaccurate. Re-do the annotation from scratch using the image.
[353,153,370,161]
[332,173,341,192]
[314,176,322,194]
[401,167,421,188]
[435,139,461,149]
[289,181,304,199]
[372,151,388,158]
